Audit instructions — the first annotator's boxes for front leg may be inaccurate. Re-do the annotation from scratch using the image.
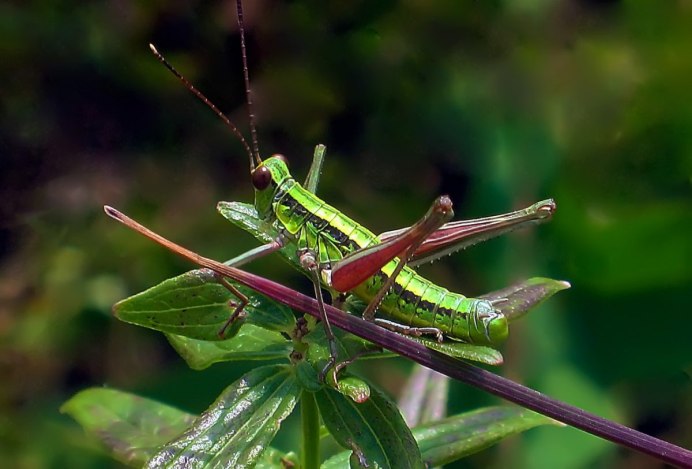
[298,249,340,382]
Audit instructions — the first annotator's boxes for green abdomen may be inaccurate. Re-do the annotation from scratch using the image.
[351,264,485,343]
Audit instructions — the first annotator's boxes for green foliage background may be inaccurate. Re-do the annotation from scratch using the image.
[1,1,690,467]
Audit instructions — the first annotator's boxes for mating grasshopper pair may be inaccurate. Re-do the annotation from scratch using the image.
[106,0,555,380]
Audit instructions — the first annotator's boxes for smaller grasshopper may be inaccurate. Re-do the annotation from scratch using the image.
[128,0,555,378]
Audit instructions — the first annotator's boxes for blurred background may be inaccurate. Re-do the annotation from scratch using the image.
[1,0,690,467]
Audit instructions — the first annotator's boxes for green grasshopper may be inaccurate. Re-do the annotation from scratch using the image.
[115,0,556,377]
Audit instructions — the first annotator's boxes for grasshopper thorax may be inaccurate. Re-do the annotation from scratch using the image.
[252,154,292,219]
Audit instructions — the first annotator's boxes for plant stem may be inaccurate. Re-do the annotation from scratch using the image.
[301,390,320,469]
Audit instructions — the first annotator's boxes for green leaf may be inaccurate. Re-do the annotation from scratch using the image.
[114,268,296,340]
[316,385,424,469]
[480,277,571,322]
[60,388,196,467]
[413,406,563,466]
[165,324,291,370]
[413,337,504,365]
[295,360,324,392]
[146,364,299,468]
[324,406,561,467]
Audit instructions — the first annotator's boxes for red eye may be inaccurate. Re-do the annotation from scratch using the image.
[251,166,272,190]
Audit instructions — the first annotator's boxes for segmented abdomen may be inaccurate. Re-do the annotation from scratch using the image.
[352,263,484,343]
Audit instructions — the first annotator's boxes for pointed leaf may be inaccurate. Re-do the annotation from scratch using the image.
[413,337,504,365]
[413,406,563,465]
[316,385,424,469]
[303,144,327,193]
[324,406,562,467]
[147,365,299,469]
[61,388,195,467]
[114,268,296,340]
[165,325,291,370]
[480,277,571,321]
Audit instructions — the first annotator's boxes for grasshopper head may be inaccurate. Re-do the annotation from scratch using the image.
[469,300,508,346]
[251,154,292,218]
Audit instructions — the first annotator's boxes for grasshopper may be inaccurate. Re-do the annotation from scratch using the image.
[113,0,556,377]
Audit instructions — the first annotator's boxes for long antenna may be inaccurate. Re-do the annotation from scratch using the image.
[236,0,261,165]
[148,43,258,171]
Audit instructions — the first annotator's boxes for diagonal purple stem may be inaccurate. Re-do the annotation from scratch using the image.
[234,269,692,467]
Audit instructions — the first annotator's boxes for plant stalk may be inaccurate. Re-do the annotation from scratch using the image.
[301,390,320,469]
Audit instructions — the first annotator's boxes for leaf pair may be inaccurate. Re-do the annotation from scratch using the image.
[62,370,560,468]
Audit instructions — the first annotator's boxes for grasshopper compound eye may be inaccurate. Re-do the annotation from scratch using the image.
[251,165,272,190]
